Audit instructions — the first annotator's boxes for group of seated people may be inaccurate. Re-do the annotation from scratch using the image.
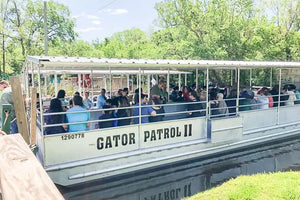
[43,82,300,135]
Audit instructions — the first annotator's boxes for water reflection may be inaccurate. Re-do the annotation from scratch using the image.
[60,136,300,200]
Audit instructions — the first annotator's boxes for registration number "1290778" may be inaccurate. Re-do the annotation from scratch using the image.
[61,133,85,140]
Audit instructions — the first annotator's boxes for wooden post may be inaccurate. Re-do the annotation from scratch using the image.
[30,88,37,145]
[0,134,65,200]
[9,77,30,144]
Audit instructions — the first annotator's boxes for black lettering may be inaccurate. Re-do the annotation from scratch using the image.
[151,130,156,141]
[176,188,181,198]
[105,136,112,148]
[170,189,175,200]
[112,135,120,147]
[164,128,170,139]
[189,124,192,136]
[97,137,104,150]
[129,133,135,144]
[176,127,181,137]
[170,127,176,138]
[158,193,162,200]
[164,191,170,200]
[144,131,150,142]
[150,195,156,200]
[157,129,163,140]
[122,134,128,145]
[184,124,188,137]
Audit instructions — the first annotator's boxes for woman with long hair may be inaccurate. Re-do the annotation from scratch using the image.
[44,98,67,135]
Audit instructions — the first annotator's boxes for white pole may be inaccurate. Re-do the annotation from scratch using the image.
[236,68,240,115]
[109,68,112,98]
[77,73,81,95]
[167,68,170,101]
[127,74,129,89]
[277,68,282,125]
[44,75,47,97]
[196,68,198,90]
[270,68,273,87]
[91,70,94,101]
[54,73,58,96]
[206,68,209,118]
[185,74,187,86]
[231,70,233,86]
[104,76,107,91]
[147,74,150,97]
[178,73,181,89]
[250,69,252,89]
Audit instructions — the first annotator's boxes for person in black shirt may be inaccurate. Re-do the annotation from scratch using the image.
[98,105,114,129]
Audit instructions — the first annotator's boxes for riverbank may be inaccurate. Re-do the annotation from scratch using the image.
[187,171,300,200]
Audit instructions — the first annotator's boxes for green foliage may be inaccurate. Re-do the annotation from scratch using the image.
[187,171,300,200]
[0,0,300,88]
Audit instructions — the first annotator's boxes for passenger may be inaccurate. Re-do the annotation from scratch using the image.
[269,85,279,107]
[209,90,219,117]
[170,86,179,101]
[295,88,300,104]
[149,96,165,122]
[83,91,92,109]
[116,89,131,126]
[105,97,119,127]
[66,95,90,132]
[161,86,168,104]
[74,91,80,96]
[216,93,229,116]
[255,87,269,109]
[182,86,190,102]
[150,80,165,103]
[133,93,156,124]
[177,91,185,102]
[97,88,107,109]
[284,84,296,106]
[98,105,114,129]
[134,88,143,105]
[44,98,67,135]
[225,89,237,115]
[187,90,203,118]
[239,89,254,111]
[57,89,68,110]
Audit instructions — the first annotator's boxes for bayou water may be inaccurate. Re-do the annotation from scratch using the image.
[59,136,300,200]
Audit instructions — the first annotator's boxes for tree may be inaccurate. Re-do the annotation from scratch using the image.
[0,0,77,74]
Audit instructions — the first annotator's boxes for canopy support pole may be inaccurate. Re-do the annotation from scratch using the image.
[250,69,252,89]
[277,69,282,125]
[109,67,112,98]
[236,68,240,115]
[185,74,187,86]
[178,73,181,89]
[54,73,58,96]
[77,73,81,95]
[167,68,170,101]
[196,68,198,91]
[147,74,150,97]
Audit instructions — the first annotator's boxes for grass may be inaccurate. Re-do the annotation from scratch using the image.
[186,171,300,200]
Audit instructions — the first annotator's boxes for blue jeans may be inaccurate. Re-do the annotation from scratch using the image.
[10,116,18,134]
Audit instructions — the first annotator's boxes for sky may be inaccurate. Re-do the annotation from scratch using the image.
[55,0,163,43]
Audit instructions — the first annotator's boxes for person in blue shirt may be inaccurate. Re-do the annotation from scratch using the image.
[97,88,107,109]
[133,93,156,124]
[83,91,92,109]
[66,95,90,132]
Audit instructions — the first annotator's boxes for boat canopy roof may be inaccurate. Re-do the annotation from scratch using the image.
[25,56,300,71]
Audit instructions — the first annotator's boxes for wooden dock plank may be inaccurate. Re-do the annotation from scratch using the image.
[0,134,64,200]
[10,77,30,144]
